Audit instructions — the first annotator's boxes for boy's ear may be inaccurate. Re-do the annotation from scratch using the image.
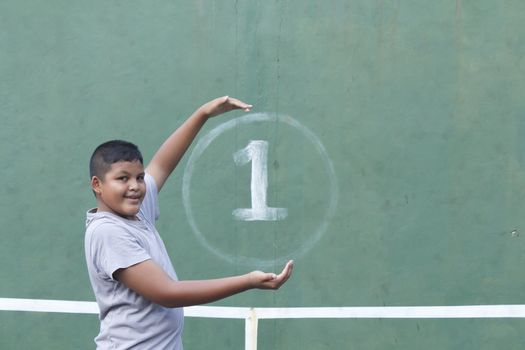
[91,176,102,195]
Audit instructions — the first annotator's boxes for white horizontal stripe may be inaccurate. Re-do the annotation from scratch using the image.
[255,305,525,319]
[2,298,525,319]
[0,298,99,314]
[184,306,251,318]
[0,298,248,318]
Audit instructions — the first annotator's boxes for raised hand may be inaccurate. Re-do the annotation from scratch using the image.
[199,96,252,118]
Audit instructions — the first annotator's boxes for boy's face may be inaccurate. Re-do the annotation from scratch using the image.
[91,160,146,220]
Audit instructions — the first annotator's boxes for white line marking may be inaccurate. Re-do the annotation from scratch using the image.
[254,305,525,319]
[0,298,99,314]
[2,298,525,319]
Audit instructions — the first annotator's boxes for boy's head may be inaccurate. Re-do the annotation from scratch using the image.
[89,140,146,219]
[89,140,143,180]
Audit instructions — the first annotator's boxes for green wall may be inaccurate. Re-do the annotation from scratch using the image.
[2,1,525,348]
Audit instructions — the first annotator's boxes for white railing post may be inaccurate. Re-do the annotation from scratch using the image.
[244,308,259,350]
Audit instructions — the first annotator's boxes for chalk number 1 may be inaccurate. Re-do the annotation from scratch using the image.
[232,140,288,221]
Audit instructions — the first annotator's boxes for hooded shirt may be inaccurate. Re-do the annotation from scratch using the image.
[84,173,184,350]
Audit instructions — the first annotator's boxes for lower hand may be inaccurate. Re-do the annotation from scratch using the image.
[249,260,294,290]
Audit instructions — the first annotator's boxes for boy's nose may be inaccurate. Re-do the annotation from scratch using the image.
[128,179,139,190]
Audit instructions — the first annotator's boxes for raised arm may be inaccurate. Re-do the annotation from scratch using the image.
[146,96,252,191]
[114,259,294,308]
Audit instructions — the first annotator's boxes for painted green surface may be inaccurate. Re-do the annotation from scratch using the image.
[1,1,525,348]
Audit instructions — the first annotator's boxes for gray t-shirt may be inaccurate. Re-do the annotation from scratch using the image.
[85,173,184,349]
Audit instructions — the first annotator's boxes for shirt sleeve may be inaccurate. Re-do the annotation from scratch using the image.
[140,173,160,224]
[90,223,151,280]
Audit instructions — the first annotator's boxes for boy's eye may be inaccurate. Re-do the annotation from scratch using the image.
[119,176,128,181]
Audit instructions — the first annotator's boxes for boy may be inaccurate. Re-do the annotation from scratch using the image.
[84,96,294,349]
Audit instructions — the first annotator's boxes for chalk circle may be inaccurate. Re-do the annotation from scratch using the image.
[182,113,338,267]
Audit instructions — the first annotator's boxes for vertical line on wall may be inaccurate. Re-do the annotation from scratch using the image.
[272,2,287,348]
[233,0,240,270]
[274,0,286,264]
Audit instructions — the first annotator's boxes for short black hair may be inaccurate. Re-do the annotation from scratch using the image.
[89,140,143,179]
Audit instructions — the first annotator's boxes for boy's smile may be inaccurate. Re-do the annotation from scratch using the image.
[92,160,146,220]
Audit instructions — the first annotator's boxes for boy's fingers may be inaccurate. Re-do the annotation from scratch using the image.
[225,96,252,110]
[282,260,294,276]
[276,260,294,283]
